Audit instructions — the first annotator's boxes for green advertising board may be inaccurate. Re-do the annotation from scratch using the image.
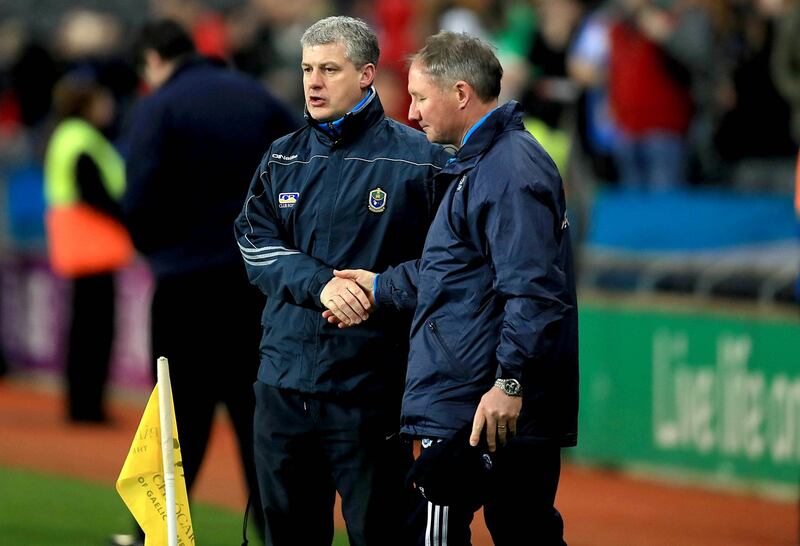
[576,298,800,489]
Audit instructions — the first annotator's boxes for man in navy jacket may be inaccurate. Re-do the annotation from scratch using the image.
[122,20,298,543]
[327,32,578,545]
[234,16,449,546]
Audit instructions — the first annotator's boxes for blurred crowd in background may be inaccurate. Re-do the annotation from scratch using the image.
[0,0,795,534]
[0,0,796,512]
[0,0,796,373]
[0,0,798,200]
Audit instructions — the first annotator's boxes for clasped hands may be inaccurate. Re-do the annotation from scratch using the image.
[320,269,376,328]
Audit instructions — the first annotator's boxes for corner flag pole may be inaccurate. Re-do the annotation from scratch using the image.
[157,357,178,546]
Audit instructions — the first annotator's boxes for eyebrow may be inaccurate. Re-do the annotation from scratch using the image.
[301,61,342,68]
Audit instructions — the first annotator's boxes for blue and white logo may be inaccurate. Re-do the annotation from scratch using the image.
[278,192,299,208]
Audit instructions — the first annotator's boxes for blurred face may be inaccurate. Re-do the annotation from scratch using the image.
[756,0,787,16]
[302,42,374,122]
[407,62,462,146]
[86,89,115,129]
[143,49,173,90]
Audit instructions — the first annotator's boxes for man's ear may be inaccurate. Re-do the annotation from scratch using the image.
[360,63,376,89]
[454,80,472,110]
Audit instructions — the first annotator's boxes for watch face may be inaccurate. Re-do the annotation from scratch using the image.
[495,378,522,396]
[504,379,521,395]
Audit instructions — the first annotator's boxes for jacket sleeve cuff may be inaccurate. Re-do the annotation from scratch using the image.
[310,268,333,309]
[376,270,395,307]
[495,363,523,382]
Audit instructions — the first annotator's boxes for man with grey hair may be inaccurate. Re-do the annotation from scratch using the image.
[327,31,578,545]
[234,16,450,546]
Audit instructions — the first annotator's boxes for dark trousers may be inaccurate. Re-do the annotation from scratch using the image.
[150,263,264,536]
[253,382,416,546]
[66,272,115,422]
[414,442,566,546]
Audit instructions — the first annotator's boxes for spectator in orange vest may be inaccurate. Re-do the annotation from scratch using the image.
[44,71,134,423]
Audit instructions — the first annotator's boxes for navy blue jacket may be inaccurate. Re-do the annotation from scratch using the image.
[122,57,299,278]
[377,102,579,445]
[234,91,450,398]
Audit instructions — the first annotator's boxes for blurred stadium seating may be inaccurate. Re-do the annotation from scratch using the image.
[581,187,798,303]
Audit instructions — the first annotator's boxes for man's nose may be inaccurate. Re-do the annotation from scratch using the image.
[408,102,420,122]
[307,69,322,88]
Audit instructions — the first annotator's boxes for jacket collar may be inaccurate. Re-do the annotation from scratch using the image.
[305,86,384,146]
[441,101,525,176]
[161,55,220,87]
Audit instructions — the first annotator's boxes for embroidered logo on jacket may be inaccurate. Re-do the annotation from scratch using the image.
[368,187,387,213]
[278,192,299,208]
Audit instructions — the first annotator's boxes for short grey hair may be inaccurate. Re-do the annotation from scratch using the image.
[301,16,380,68]
[411,31,502,102]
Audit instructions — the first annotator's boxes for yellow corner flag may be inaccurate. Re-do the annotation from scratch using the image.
[116,360,194,546]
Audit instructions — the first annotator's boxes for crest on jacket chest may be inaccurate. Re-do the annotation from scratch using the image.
[368,187,387,213]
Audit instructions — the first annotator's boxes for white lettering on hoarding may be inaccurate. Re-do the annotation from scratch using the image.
[652,331,800,463]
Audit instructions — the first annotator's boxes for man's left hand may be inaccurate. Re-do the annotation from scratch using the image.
[469,387,522,452]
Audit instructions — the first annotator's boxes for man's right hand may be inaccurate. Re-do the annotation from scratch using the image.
[320,276,372,326]
[321,269,377,328]
[334,269,376,302]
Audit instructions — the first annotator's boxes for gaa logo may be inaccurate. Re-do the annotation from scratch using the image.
[368,187,387,213]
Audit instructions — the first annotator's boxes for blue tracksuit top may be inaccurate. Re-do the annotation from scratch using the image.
[234,91,451,398]
[377,101,579,444]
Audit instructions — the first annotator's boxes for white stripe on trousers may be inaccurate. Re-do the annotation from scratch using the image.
[426,503,432,545]
[426,502,449,546]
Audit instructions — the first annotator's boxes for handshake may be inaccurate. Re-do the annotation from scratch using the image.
[319,269,377,328]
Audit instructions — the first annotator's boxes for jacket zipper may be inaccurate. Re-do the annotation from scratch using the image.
[427,321,462,374]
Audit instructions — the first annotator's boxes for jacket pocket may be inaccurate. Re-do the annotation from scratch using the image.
[427,320,469,381]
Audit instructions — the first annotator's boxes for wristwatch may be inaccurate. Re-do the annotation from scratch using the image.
[494,378,522,397]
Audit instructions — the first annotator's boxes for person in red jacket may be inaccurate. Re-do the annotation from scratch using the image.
[607,0,694,189]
